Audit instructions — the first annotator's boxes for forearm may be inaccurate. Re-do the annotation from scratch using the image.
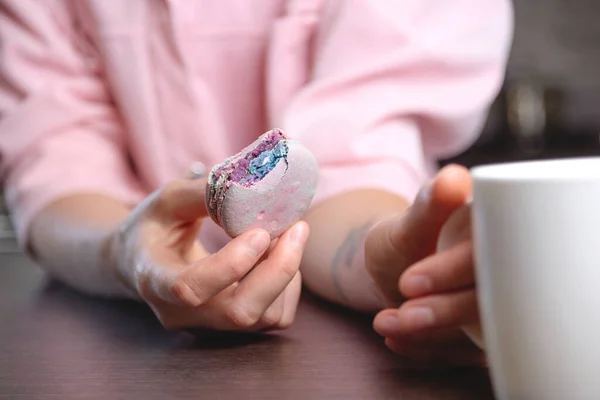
[28,194,134,298]
[301,189,409,314]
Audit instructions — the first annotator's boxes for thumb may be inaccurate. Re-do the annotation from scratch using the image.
[368,164,471,305]
[391,164,472,262]
[151,178,210,224]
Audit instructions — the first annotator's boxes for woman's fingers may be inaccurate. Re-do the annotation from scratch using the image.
[151,178,210,223]
[143,228,271,307]
[225,221,308,328]
[252,289,286,330]
[173,271,302,332]
[123,178,306,333]
[276,271,302,329]
[390,164,473,260]
[400,240,475,298]
[162,222,307,331]
[366,165,472,306]
[378,164,472,264]
[155,261,304,332]
[373,289,479,337]
[137,204,307,332]
[250,271,302,331]
[398,290,479,331]
[384,334,486,366]
[376,317,485,366]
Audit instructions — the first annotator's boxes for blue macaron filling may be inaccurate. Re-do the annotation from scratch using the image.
[239,140,288,185]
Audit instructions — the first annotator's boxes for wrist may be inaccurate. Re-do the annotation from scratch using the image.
[333,218,388,313]
[364,212,410,308]
[100,228,140,300]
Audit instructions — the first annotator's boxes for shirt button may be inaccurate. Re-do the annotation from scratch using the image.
[186,161,207,180]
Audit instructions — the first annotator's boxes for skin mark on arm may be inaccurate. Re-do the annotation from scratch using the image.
[331,220,376,304]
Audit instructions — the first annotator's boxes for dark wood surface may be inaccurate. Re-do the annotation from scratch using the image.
[0,253,494,399]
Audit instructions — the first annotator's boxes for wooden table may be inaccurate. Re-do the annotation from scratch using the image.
[0,253,495,399]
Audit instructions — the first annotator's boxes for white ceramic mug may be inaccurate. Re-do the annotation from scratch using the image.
[470,157,600,400]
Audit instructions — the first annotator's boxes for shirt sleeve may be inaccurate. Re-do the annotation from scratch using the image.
[271,0,514,206]
[0,0,145,248]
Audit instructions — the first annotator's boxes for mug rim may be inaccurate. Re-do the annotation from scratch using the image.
[470,156,600,182]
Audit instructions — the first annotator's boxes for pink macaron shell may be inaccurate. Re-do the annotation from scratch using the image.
[219,141,318,238]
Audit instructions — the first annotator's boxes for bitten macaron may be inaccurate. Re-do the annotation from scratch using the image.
[206,128,318,238]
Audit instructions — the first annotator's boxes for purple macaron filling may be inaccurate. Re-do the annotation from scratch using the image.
[230,134,287,185]
[211,129,285,183]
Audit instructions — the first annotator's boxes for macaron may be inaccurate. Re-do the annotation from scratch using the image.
[206,128,318,238]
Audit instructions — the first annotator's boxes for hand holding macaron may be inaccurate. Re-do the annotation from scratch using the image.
[107,129,319,332]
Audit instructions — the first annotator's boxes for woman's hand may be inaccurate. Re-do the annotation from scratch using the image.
[107,179,308,332]
[365,165,484,366]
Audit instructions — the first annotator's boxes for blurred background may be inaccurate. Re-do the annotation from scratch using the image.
[1,0,600,253]
[440,0,600,167]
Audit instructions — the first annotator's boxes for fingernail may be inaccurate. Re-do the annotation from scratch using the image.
[289,222,308,246]
[375,313,399,334]
[404,275,433,295]
[404,306,435,328]
[416,183,433,205]
[247,230,270,256]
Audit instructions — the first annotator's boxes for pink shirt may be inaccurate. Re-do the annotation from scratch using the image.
[0,0,513,251]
